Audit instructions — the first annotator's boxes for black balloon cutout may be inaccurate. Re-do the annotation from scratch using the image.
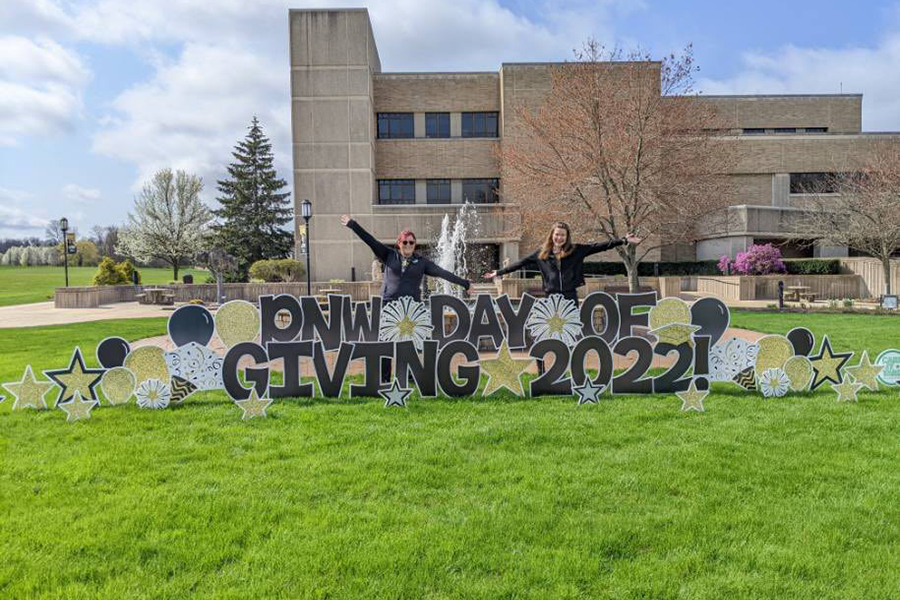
[96,336,130,368]
[168,305,215,347]
[690,297,730,346]
[787,327,815,357]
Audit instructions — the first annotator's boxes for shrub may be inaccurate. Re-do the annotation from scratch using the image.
[582,261,720,277]
[117,260,141,284]
[784,259,840,275]
[732,244,786,275]
[717,256,732,275]
[92,258,127,285]
[248,259,306,282]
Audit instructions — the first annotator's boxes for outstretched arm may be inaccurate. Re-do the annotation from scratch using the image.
[487,252,539,279]
[424,260,471,290]
[341,215,391,263]
[579,234,641,258]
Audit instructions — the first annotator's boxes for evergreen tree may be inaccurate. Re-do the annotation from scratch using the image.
[213,117,293,278]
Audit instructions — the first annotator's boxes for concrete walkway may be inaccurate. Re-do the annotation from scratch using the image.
[0,302,175,328]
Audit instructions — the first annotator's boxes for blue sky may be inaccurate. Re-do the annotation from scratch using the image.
[2,0,899,239]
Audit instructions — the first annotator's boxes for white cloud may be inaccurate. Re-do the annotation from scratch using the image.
[0,204,49,234]
[62,183,102,202]
[92,41,290,191]
[82,0,636,194]
[700,35,900,132]
[0,35,90,145]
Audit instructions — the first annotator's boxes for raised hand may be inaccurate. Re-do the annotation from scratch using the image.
[483,271,497,280]
[340,214,351,227]
[624,233,642,245]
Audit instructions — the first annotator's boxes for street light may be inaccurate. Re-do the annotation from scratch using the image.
[60,217,69,288]
[301,199,312,296]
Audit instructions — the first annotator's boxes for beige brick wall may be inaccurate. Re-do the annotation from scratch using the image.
[375,139,500,178]
[732,134,896,174]
[703,95,861,133]
[731,173,773,206]
[373,73,500,112]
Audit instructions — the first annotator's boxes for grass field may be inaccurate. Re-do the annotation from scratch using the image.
[0,266,209,307]
[1,312,898,599]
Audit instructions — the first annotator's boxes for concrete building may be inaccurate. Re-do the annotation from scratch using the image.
[289,8,898,281]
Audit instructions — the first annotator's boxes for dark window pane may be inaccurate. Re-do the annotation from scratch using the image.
[461,112,499,137]
[805,127,828,133]
[426,179,451,204]
[377,179,416,204]
[425,113,450,138]
[377,113,414,139]
[790,173,838,194]
[773,128,796,134]
[742,128,766,134]
[462,178,499,203]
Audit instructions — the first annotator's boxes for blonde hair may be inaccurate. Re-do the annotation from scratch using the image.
[538,222,573,260]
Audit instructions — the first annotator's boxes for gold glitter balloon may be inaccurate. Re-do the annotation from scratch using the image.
[101,367,136,405]
[649,298,692,330]
[754,335,794,374]
[124,346,169,385]
[783,355,813,392]
[215,300,261,347]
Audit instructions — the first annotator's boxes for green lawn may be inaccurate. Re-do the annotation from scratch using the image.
[0,313,898,599]
[0,266,209,307]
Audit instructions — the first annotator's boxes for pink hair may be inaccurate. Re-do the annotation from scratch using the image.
[396,229,417,247]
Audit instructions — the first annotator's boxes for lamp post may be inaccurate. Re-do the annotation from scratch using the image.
[301,199,312,296]
[60,217,69,288]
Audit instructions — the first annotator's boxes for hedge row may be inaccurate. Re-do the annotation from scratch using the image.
[783,259,841,275]
[577,259,841,277]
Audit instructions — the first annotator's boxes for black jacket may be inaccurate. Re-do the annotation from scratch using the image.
[495,240,627,294]
[347,219,471,302]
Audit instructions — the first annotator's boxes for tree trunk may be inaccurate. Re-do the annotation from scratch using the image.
[882,256,892,297]
[173,261,180,282]
[624,245,640,293]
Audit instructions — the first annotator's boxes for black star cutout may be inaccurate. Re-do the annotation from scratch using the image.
[44,347,104,406]
[809,336,853,391]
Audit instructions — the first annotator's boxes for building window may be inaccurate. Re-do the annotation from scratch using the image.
[790,173,839,194]
[426,179,451,204]
[377,113,414,139]
[378,179,416,204]
[773,128,797,134]
[425,113,450,138]
[462,178,499,203]
[742,128,766,135]
[805,127,828,133]
[461,112,499,138]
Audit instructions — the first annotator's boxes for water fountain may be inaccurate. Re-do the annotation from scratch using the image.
[432,202,481,297]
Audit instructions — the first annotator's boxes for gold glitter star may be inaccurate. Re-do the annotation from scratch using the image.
[845,351,882,391]
[235,388,273,419]
[2,365,55,410]
[676,379,708,412]
[480,339,532,397]
[831,376,865,403]
[59,391,97,422]
[809,336,853,391]
[44,347,103,406]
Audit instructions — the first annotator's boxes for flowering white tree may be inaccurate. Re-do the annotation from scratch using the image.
[117,169,212,281]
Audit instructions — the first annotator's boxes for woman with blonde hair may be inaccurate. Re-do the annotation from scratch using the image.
[484,222,640,305]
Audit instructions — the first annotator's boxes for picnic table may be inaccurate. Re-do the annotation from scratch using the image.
[785,285,816,303]
[136,288,175,305]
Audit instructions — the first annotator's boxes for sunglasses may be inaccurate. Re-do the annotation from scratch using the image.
[400,240,416,246]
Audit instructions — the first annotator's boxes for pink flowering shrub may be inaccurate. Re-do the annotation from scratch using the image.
[731,244,787,275]
[717,255,732,275]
